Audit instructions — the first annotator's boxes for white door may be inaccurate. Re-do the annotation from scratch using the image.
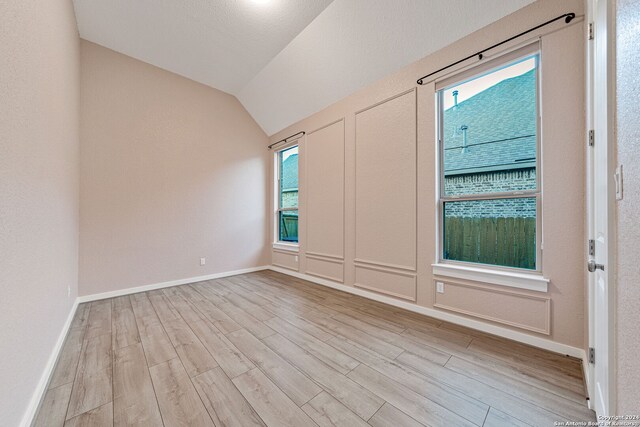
[588,0,615,416]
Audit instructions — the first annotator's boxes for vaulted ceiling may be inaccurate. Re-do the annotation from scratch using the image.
[72,0,334,95]
[73,0,535,135]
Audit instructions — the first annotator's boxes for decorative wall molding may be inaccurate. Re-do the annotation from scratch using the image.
[354,261,417,279]
[354,258,416,274]
[307,117,345,136]
[304,118,346,284]
[354,262,417,301]
[272,262,298,271]
[272,248,299,271]
[354,88,418,297]
[306,270,344,284]
[305,252,345,283]
[273,249,299,256]
[306,251,344,263]
[354,281,417,302]
[354,87,416,115]
[433,279,551,335]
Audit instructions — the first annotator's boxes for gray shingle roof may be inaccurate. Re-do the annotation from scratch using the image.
[443,69,536,175]
[281,153,298,191]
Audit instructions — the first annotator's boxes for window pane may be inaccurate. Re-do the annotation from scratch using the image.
[279,210,298,242]
[279,146,298,209]
[442,56,538,196]
[443,198,536,269]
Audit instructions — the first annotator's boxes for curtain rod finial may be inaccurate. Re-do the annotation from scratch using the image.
[414,12,576,86]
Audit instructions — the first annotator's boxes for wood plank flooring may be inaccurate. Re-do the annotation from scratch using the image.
[34,270,595,426]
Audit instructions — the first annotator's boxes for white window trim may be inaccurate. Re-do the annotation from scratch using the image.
[274,143,300,246]
[272,242,299,252]
[435,47,543,277]
[432,263,548,293]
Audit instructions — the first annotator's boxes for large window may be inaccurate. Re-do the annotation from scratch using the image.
[277,145,299,242]
[438,50,540,270]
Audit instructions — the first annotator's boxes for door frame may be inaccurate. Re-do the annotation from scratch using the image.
[586,0,616,416]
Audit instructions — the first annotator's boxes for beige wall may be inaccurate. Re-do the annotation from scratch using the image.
[0,0,80,425]
[269,0,587,349]
[615,0,640,414]
[305,120,345,282]
[79,41,270,296]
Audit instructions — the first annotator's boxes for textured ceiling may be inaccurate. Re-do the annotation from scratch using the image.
[73,0,535,136]
[72,0,334,94]
[239,0,536,135]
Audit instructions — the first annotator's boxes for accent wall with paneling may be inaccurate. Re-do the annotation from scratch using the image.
[269,0,586,353]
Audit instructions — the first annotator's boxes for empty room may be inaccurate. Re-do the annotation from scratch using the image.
[2,0,639,425]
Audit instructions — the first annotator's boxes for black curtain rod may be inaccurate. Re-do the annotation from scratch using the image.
[416,12,576,85]
[268,131,305,150]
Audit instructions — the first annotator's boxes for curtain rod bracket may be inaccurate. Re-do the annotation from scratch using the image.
[267,131,305,150]
[416,12,576,86]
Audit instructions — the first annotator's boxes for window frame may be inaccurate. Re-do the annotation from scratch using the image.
[275,143,299,245]
[436,50,543,273]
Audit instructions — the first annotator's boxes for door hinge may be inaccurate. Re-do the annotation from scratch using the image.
[588,239,595,256]
[588,22,594,40]
[589,347,595,364]
[589,129,594,147]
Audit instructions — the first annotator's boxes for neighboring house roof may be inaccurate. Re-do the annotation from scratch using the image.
[444,69,536,175]
[281,153,298,191]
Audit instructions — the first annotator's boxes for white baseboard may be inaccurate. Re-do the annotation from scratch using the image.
[78,265,270,303]
[21,299,79,427]
[269,266,585,360]
[24,265,269,426]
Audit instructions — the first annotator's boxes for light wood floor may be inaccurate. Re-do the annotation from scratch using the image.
[34,270,595,427]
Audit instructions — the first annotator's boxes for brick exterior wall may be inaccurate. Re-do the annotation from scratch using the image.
[444,168,536,218]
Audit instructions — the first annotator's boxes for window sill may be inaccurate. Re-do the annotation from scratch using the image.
[432,263,548,293]
[272,242,299,253]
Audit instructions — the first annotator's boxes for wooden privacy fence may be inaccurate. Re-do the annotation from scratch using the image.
[280,215,298,242]
[443,216,536,269]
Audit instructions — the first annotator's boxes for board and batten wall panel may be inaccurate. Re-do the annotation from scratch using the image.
[354,90,417,300]
[434,279,551,334]
[306,255,344,283]
[356,266,417,301]
[268,0,586,349]
[305,120,345,282]
[273,249,299,271]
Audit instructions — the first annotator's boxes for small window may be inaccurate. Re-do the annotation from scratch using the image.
[277,145,299,243]
[438,53,540,270]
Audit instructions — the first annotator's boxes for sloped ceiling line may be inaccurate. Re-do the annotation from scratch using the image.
[73,0,535,136]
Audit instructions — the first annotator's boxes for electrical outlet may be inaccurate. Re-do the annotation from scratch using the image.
[294,255,299,262]
[67,285,71,298]
[200,257,206,266]
[436,282,445,294]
